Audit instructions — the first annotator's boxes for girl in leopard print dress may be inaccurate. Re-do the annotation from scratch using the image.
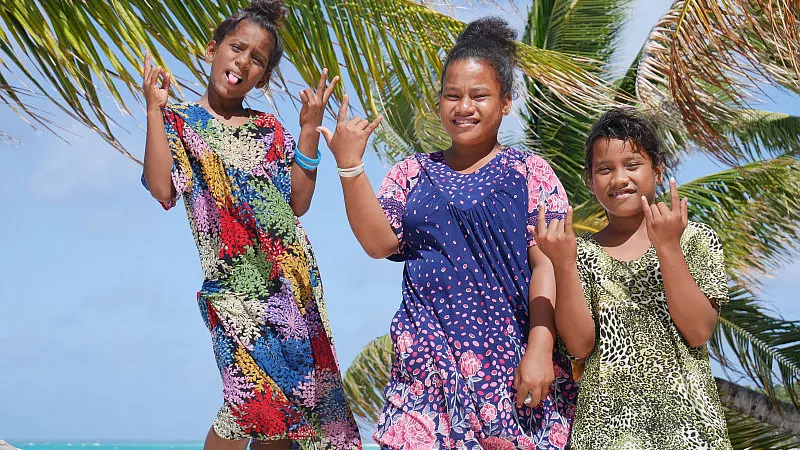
[532,108,732,449]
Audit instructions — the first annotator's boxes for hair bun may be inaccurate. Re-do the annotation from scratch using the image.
[456,17,517,55]
[246,0,287,23]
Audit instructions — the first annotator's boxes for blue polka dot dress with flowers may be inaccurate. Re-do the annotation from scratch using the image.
[374,148,577,450]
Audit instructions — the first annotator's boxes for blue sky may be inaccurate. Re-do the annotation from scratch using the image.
[1,0,799,441]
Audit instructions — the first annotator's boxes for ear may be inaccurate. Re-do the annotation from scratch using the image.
[205,40,217,62]
[256,71,271,90]
[501,93,512,115]
[654,163,665,184]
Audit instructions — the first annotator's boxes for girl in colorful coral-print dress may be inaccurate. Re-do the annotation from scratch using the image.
[318,17,577,450]
[140,2,360,450]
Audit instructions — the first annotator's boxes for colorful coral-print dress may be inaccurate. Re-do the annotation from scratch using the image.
[374,148,578,450]
[570,222,731,449]
[145,103,361,449]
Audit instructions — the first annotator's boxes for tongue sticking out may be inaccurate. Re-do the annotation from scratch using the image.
[227,73,240,85]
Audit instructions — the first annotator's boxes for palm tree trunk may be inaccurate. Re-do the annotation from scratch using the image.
[716,377,800,437]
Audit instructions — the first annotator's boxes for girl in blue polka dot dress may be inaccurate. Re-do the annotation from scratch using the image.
[318,17,577,450]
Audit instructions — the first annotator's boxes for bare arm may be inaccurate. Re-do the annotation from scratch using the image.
[643,179,718,348]
[318,95,398,258]
[512,243,557,409]
[141,50,175,204]
[532,204,595,359]
[290,70,339,217]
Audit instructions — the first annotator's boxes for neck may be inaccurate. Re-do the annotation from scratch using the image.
[603,212,647,239]
[445,139,500,170]
[199,88,247,118]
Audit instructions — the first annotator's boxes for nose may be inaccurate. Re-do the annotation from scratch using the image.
[235,53,250,70]
[456,96,476,114]
[610,168,629,188]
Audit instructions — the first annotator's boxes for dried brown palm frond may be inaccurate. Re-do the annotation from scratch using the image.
[636,0,800,164]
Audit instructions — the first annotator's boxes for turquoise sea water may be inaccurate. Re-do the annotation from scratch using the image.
[9,444,203,450]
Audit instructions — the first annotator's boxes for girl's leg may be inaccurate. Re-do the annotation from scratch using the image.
[203,426,250,450]
[249,440,291,450]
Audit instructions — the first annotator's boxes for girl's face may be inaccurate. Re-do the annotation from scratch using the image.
[206,20,273,100]
[439,58,511,148]
[589,138,663,219]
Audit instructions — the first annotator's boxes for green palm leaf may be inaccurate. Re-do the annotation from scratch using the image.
[342,333,394,425]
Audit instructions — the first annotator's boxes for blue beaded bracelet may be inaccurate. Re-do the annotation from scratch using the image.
[295,149,322,170]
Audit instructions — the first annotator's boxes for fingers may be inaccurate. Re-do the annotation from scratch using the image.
[365,115,383,133]
[656,201,670,216]
[316,126,334,144]
[536,193,547,237]
[160,69,171,91]
[322,75,340,104]
[669,177,680,212]
[641,195,654,224]
[299,89,309,105]
[512,368,520,391]
[681,197,688,226]
[143,50,151,78]
[564,205,573,231]
[316,68,328,92]
[337,94,349,123]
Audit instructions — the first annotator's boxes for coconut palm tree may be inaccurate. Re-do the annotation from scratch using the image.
[1,0,799,447]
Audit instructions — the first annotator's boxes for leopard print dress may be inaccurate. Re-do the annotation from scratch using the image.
[570,221,732,450]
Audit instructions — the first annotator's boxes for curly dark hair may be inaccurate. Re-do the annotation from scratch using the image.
[440,17,518,97]
[212,0,286,77]
[583,107,675,182]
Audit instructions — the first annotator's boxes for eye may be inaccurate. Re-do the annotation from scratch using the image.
[231,44,241,51]
[626,162,642,170]
[445,94,460,100]
[253,56,265,66]
[597,167,611,174]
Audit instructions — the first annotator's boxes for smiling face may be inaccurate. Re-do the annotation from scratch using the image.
[589,138,664,219]
[205,20,274,100]
[439,58,511,149]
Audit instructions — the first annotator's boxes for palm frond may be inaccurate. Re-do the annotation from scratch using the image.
[523,0,634,70]
[712,285,800,409]
[724,406,800,450]
[676,157,800,286]
[636,0,800,163]
[343,334,394,425]
[722,110,800,163]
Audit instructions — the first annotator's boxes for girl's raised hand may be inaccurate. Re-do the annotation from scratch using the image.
[529,196,576,267]
[142,50,170,112]
[640,178,688,251]
[299,68,339,130]
[317,94,382,168]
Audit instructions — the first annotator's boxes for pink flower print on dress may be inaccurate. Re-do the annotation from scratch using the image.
[393,412,436,450]
[467,412,481,432]
[478,436,515,450]
[439,413,451,436]
[548,423,570,448]
[517,434,536,450]
[410,380,425,397]
[565,404,577,419]
[397,330,414,354]
[459,350,481,378]
[480,403,497,422]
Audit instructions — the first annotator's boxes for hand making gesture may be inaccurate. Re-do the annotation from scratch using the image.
[142,50,170,112]
[530,195,576,268]
[640,178,688,252]
[317,94,382,169]
[299,68,339,130]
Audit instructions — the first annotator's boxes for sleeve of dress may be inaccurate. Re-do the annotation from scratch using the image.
[684,222,729,307]
[376,156,420,261]
[140,106,193,211]
[525,154,569,247]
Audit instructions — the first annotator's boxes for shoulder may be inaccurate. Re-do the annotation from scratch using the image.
[387,153,425,180]
[681,221,724,255]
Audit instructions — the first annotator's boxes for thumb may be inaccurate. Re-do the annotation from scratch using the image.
[316,126,333,145]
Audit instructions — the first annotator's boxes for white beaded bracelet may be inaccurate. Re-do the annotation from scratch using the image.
[337,162,365,178]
